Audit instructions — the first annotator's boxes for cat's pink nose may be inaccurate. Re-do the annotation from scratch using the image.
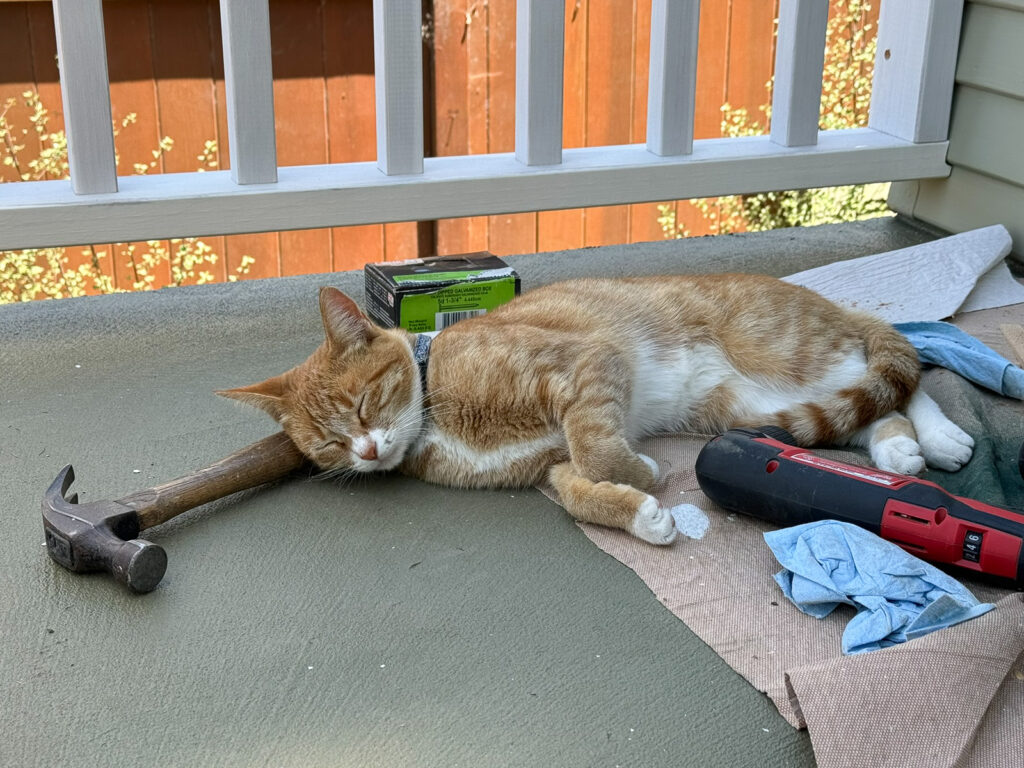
[358,442,378,461]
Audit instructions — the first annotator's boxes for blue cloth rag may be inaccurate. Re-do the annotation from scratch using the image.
[894,321,1024,400]
[764,520,995,655]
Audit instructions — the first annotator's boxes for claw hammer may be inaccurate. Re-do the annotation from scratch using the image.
[41,432,307,593]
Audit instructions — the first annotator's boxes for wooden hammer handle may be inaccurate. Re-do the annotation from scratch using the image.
[120,432,308,530]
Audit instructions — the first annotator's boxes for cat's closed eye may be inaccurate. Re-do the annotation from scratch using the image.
[316,435,347,452]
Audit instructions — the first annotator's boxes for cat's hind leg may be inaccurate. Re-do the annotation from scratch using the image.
[849,393,973,474]
[850,412,926,475]
[905,389,974,471]
[548,462,677,545]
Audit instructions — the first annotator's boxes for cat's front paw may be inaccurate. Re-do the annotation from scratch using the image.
[873,436,926,476]
[630,495,678,545]
[637,453,660,484]
[918,421,974,471]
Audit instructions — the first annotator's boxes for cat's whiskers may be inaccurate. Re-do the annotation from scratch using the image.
[395,398,456,431]
[311,463,360,486]
[391,359,419,379]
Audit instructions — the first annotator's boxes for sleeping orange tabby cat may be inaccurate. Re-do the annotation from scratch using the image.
[220,275,974,545]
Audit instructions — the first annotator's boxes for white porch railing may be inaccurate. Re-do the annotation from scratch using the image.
[0,0,964,252]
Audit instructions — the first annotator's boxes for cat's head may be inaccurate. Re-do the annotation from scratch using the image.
[218,287,423,473]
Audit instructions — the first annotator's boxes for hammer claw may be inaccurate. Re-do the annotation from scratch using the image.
[42,465,91,526]
[46,464,75,506]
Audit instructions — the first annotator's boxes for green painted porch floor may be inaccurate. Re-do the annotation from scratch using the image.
[1,218,956,768]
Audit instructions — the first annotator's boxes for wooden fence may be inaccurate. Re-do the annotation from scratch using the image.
[1,0,877,290]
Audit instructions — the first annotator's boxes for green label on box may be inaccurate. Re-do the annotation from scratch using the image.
[393,269,487,284]
[399,277,517,332]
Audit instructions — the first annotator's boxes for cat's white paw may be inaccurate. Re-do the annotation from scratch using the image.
[918,421,974,471]
[638,453,660,483]
[906,391,975,471]
[630,495,678,545]
[873,436,926,476]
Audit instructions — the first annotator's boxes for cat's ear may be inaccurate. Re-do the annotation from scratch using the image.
[319,287,377,350]
[216,374,290,421]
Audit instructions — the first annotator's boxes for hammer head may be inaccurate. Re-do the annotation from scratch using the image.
[41,465,167,593]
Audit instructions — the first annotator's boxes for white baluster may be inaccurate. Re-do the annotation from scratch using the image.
[52,0,117,194]
[647,0,701,156]
[220,0,278,184]
[770,0,829,148]
[373,0,424,175]
[515,0,565,166]
[869,0,965,143]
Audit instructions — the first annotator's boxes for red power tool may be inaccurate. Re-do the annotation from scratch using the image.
[695,427,1024,586]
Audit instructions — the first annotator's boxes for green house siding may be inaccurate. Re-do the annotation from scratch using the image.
[889,0,1024,260]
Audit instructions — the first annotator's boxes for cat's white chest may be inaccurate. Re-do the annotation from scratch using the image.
[411,425,565,480]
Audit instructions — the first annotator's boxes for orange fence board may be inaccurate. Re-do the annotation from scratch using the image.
[325,0,385,270]
[484,0,537,256]
[628,0,665,246]
[107,1,172,290]
[432,1,473,255]
[25,2,62,137]
[0,3,35,185]
[272,0,332,275]
[536,0,586,254]
[460,0,491,253]
[582,0,634,249]
[727,0,780,120]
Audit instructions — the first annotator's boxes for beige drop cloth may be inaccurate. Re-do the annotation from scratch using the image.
[539,305,1024,768]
